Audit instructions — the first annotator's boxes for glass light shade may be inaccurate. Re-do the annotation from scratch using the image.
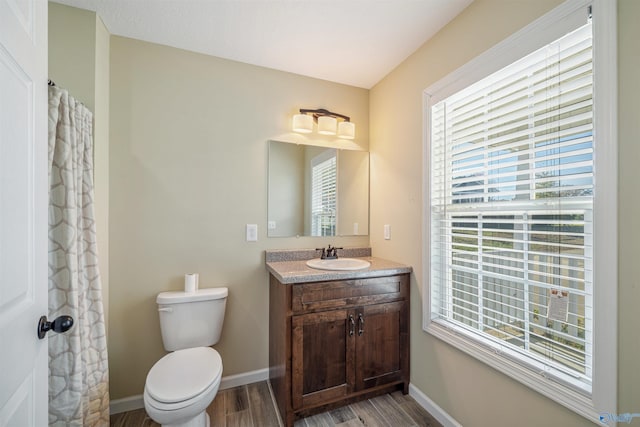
[317,116,337,135]
[338,121,356,139]
[292,114,313,133]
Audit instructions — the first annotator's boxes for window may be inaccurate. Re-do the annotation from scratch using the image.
[311,150,337,236]
[433,20,593,384]
[423,0,616,421]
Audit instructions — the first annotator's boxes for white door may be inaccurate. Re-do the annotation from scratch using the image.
[0,0,49,425]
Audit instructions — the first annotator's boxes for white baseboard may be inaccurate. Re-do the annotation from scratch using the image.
[110,368,270,415]
[219,367,269,390]
[409,383,462,427]
[110,394,144,415]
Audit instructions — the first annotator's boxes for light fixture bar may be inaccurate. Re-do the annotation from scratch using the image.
[292,107,356,139]
[298,108,351,123]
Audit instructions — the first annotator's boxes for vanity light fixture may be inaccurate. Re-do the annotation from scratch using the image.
[292,108,356,140]
[292,114,313,133]
[317,115,337,135]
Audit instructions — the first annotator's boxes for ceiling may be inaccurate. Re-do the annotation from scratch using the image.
[52,0,473,89]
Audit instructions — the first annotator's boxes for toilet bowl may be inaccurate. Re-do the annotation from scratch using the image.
[144,347,223,427]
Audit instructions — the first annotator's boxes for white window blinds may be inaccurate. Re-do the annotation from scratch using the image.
[311,152,337,237]
[430,21,593,390]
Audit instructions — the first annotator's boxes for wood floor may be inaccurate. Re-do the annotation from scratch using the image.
[110,381,442,427]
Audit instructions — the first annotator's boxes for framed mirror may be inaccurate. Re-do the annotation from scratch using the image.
[268,140,369,237]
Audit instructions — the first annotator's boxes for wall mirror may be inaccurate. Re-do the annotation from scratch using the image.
[268,140,369,237]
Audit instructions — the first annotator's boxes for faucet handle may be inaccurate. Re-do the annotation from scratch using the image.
[324,244,341,259]
[315,247,327,259]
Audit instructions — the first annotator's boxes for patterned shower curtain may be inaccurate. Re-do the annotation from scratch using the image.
[47,85,110,426]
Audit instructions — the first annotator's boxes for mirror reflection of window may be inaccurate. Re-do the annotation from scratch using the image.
[310,150,337,237]
[267,140,369,237]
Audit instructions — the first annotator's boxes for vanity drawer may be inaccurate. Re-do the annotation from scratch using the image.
[292,275,407,313]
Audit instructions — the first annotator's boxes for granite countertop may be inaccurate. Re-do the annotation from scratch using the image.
[265,248,412,284]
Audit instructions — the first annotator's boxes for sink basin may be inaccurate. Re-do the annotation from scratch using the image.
[306,258,371,271]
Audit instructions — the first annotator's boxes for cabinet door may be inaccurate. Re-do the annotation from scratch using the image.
[355,301,408,390]
[292,309,356,409]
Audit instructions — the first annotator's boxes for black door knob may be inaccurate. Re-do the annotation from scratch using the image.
[37,315,73,339]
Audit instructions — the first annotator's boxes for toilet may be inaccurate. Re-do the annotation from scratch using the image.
[144,287,228,427]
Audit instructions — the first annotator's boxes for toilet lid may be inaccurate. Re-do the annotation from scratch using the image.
[146,347,222,404]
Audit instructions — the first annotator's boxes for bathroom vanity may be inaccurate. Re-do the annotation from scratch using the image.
[266,249,411,427]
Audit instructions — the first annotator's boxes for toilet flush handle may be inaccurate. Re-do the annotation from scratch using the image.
[158,307,173,313]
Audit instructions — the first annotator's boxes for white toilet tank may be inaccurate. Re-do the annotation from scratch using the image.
[156,287,228,351]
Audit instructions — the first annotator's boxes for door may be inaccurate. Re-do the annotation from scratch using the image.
[355,301,408,390]
[0,0,49,425]
[291,309,356,409]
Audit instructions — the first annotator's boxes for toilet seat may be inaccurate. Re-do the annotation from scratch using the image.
[145,347,222,409]
[144,378,219,412]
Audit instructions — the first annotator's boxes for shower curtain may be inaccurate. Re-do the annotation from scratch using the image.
[47,85,110,426]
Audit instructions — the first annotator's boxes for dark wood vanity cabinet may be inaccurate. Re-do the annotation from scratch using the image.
[269,273,409,427]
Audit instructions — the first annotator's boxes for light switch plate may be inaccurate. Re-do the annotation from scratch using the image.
[384,224,391,240]
[246,224,258,242]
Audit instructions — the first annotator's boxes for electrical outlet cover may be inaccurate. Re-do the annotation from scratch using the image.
[246,224,258,241]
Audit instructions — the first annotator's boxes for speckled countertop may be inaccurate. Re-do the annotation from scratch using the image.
[265,248,412,284]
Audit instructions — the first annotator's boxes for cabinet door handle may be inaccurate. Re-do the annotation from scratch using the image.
[358,313,364,336]
[349,315,355,336]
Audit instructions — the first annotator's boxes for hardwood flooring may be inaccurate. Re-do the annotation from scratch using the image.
[110,381,442,427]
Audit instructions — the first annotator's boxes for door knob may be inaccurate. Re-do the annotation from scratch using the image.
[37,315,73,339]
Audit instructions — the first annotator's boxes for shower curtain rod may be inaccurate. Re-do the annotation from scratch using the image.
[46,79,89,109]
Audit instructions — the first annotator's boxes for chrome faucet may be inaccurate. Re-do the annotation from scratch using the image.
[316,244,343,260]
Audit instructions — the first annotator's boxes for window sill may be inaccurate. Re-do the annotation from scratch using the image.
[424,320,602,423]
